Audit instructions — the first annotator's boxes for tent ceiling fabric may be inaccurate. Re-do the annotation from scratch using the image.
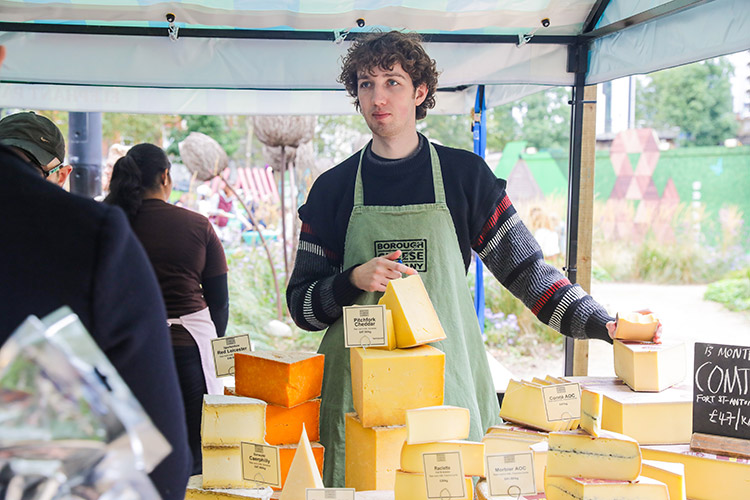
[0,0,747,115]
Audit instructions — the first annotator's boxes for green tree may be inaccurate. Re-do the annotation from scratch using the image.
[418,114,473,150]
[514,87,571,150]
[167,115,242,160]
[102,113,165,148]
[636,57,737,146]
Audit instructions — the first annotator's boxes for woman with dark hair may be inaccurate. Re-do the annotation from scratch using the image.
[105,143,228,475]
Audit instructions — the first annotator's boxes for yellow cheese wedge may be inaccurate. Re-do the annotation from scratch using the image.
[371,309,397,350]
[614,312,660,341]
[484,423,549,442]
[405,405,470,444]
[483,435,543,455]
[344,412,406,491]
[265,398,320,445]
[530,440,548,493]
[201,395,266,446]
[642,445,750,500]
[276,441,324,491]
[186,475,268,499]
[613,340,686,392]
[202,445,256,489]
[547,429,641,481]
[641,459,686,500]
[279,424,324,500]
[401,440,485,477]
[580,389,603,438]
[499,379,569,432]
[378,274,447,348]
[567,376,692,445]
[235,351,324,408]
[394,470,473,500]
[545,475,669,500]
[351,345,445,427]
[543,376,580,430]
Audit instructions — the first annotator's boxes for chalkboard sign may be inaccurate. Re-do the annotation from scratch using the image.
[693,342,750,440]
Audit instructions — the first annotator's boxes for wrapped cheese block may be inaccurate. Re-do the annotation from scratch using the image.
[614,312,660,341]
[235,351,324,408]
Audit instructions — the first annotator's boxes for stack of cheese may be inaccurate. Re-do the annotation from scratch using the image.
[545,424,671,500]
[612,312,686,393]
[493,374,577,494]
[192,351,325,494]
[346,274,447,491]
[394,406,485,500]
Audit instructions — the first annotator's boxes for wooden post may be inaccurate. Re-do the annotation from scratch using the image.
[573,84,598,376]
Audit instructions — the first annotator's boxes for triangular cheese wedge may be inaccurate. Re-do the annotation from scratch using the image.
[279,424,323,499]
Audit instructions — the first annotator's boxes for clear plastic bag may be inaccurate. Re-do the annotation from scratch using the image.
[0,307,171,499]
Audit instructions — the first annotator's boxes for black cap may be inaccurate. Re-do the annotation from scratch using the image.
[0,112,65,167]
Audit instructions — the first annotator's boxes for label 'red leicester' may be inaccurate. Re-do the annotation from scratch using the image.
[211,333,252,377]
[374,239,428,271]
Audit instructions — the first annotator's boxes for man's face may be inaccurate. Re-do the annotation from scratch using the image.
[357,62,427,143]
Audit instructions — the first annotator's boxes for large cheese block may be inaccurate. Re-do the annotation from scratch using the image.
[545,475,669,500]
[642,445,750,500]
[641,459,686,500]
[547,429,641,481]
[372,309,397,351]
[279,425,324,500]
[400,440,485,477]
[405,405,470,444]
[613,340,686,392]
[351,345,445,427]
[235,351,324,408]
[485,424,549,442]
[483,435,544,455]
[276,441,324,491]
[202,446,256,489]
[568,377,692,445]
[265,398,320,445]
[614,312,660,341]
[580,389,602,438]
[378,274,446,348]
[201,395,266,446]
[201,442,324,490]
[186,475,268,499]
[499,379,569,432]
[345,412,406,491]
[394,470,473,500]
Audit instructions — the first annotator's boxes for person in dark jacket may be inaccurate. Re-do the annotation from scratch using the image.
[0,43,190,500]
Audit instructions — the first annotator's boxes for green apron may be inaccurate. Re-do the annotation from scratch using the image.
[318,142,501,487]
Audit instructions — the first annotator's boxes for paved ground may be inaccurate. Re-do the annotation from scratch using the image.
[491,282,750,384]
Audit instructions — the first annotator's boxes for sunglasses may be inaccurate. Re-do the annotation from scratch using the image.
[25,152,64,178]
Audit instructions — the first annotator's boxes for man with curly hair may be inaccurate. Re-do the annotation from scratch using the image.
[287,30,624,487]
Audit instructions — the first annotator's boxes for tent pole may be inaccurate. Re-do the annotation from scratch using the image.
[472,85,487,334]
[563,43,590,376]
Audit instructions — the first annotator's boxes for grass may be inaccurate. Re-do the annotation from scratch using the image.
[704,268,750,312]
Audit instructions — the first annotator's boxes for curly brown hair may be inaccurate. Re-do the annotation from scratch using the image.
[338,31,439,120]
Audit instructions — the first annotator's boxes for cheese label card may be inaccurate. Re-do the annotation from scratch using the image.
[306,489,355,500]
[694,342,750,440]
[343,305,387,348]
[240,442,281,488]
[211,334,252,377]
[542,383,581,422]
[422,451,466,499]
[486,452,536,497]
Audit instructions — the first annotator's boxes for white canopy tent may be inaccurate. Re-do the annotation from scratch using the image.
[1,0,748,115]
[1,0,748,374]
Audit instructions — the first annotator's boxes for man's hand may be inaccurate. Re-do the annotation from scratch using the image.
[350,250,417,292]
[606,309,662,343]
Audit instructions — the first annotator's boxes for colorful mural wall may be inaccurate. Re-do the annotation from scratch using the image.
[494,129,750,249]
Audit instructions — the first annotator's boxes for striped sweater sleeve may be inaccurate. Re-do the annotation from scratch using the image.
[472,193,614,343]
[286,222,362,331]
